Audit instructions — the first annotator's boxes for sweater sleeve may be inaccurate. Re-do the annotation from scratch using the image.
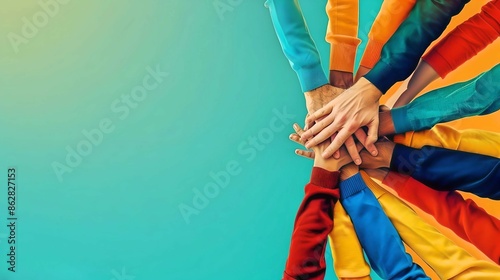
[391,63,500,134]
[393,124,500,159]
[283,167,340,280]
[383,171,500,265]
[422,0,500,78]
[390,144,500,199]
[325,0,361,73]
[266,0,328,92]
[359,0,416,69]
[339,173,428,280]
[364,0,470,93]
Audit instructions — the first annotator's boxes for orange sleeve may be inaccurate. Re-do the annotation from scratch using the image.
[422,0,500,78]
[325,0,361,73]
[383,172,500,265]
[359,0,416,69]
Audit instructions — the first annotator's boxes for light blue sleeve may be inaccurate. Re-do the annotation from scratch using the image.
[391,63,500,134]
[265,0,328,92]
[340,173,429,280]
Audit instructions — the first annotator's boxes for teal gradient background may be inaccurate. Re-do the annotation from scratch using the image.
[0,1,384,279]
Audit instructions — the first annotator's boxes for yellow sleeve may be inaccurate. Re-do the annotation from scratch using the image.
[326,0,361,73]
[360,171,500,279]
[359,0,416,69]
[393,124,500,158]
[328,203,371,279]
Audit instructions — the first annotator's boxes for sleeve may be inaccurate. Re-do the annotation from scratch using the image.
[393,124,500,158]
[325,0,361,73]
[265,0,328,92]
[364,0,470,93]
[390,144,500,199]
[390,63,500,134]
[383,171,500,265]
[422,0,500,78]
[328,203,371,279]
[360,172,500,279]
[283,167,340,280]
[339,173,428,280]
[359,0,416,69]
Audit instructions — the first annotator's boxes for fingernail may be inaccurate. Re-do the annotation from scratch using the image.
[355,159,361,165]
[371,150,378,156]
[293,123,299,130]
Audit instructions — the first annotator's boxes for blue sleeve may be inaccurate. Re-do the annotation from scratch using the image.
[365,0,470,93]
[265,0,328,92]
[391,144,500,199]
[391,64,500,134]
[339,173,429,280]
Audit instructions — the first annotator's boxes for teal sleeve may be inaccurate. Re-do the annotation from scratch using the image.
[340,174,429,280]
[265,0,328,92]
[365,0,470,93]
[391,63,500,134]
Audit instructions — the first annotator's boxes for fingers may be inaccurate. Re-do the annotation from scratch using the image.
[355,128,378,156]
[295,149,314,159]
[293,123,305,137]
[322,125,357,158]
[331,133,340,159]
[344,136,361,165]
[302,114,335,141]
[289,133,305,145]
[304,117,340,149]
[366,116,380,156]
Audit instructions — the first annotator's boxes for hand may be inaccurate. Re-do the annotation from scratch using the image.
[340,163,359,181]
[359,141,395,169]
[293,123,361,171]
[304,84,344,115]
[329,70,354,89]
[302,77,382,159]
[364,168,389,182]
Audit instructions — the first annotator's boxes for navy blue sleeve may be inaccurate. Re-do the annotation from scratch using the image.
[340,173,429,279]
[390,144,500,199]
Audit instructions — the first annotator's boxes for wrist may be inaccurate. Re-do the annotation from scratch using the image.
[379,110,395,136]
[314,158,340,172]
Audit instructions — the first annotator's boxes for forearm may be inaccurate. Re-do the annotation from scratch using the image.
[365,0,469,93]
[266,0,328,92]
[328,203,371,279]
[422,0,500,78]
[325,0,360,74]
[359,0,416,69]
[390,144,500,199]
[361,172,500,279]
[393,60,439,108]
[384,172,500,265]
[390,63,500,134]
[283,167,340,280]
[339,173,427,279]
[393,124,500,158]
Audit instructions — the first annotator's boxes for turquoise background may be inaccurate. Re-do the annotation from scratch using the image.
[0,0,383,279]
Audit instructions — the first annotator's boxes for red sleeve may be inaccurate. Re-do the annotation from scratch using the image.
[383,171,500,265]
[283,167,340,280]
[422,0,500,78]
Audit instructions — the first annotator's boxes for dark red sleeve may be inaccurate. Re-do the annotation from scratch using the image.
[384,171,500,265]
[422,0,500,78]
[283,167,340,280]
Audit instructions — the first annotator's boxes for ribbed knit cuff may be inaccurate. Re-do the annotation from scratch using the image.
[390,144,418,175]
[310,167,340,189]
[296,64,329,92]
[390,106,412,134]
[422,50,450,79]
[330,41,359,73]
[339,173,366,201]
[360,39,384,69]
[364,60,394,94]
